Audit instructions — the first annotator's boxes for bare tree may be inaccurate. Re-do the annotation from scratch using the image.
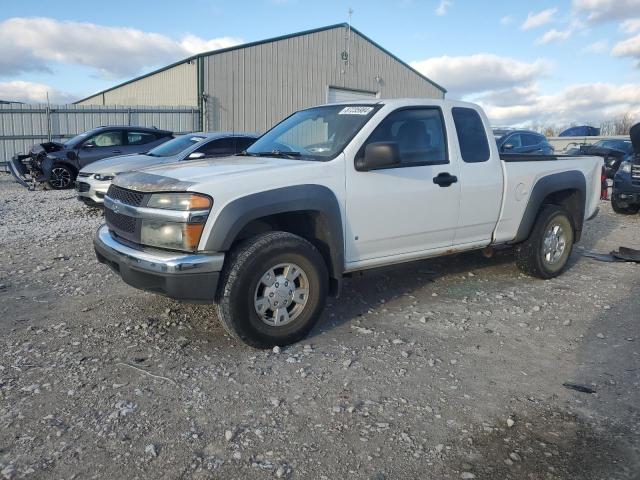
[601,112,637,136]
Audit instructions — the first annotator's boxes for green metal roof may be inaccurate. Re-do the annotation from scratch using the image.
[74,23,446,104]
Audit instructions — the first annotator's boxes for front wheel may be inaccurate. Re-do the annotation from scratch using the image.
[611,194,640,215]
[48,164,75,189]
[216,231,328,348]
[515,205,575,279]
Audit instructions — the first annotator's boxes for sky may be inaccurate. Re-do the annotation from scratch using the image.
[1,0,639,128]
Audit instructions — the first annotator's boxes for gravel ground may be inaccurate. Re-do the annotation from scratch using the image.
[0,174,638,480]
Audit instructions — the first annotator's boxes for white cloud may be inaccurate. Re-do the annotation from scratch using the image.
[521,8,558,30]
[535,28,573,45]
[410,54,550,97]
[581,39,609,54]
[573,0,640,23]
[0,80,75,104]
[0,17,242,78]
[620,18,640,34]
[477,82,640,126]
[435,0,452,16]
[612,34,640,63]
[500,15,514,26]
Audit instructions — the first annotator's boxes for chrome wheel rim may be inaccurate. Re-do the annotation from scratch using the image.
[542,223,567,264]
[254,263,309,327]
[50,167,72,188]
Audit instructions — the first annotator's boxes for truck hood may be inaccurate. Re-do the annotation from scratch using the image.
[81,154,170,175]
[113,155,317,192]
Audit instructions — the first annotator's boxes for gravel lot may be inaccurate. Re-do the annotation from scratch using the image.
[0,174,638,480]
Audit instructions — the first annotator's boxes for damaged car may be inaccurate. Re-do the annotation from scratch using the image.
[566,138,634,178]
[9,126,173,190]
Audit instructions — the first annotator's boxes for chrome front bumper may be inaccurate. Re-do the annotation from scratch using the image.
[94,224,224,302]
[76,176,111,204]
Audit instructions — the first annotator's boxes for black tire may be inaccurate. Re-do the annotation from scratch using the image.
[48,164,75,190]
[611,194,640,215]
[515,205,575,279]
[216,231,328,349]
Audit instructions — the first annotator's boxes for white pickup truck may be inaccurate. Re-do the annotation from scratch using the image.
[94,99,602,348]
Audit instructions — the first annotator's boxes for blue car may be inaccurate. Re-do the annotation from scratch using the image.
[493,129,554,155]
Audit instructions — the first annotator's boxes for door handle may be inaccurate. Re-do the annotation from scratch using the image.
[433,172,458,187]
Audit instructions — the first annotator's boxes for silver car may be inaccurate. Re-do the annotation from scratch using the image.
[76,132,258,205]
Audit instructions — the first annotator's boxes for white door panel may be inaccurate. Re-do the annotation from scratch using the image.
[345,164,461,262]
[449,106,503,245]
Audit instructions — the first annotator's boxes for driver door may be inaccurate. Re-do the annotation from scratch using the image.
[345,107,461,264]
[77,130,125,167]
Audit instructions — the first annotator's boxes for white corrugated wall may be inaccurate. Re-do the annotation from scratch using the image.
[204,26,443,132]
[76,62,198,107]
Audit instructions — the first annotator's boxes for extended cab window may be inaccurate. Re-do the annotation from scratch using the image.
[452,107,490,163]
[363,108,448,166]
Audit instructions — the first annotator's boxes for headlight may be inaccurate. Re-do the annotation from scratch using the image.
[94,173,114,181]
[140,221,205,251]
[620,162,632,174]
[147,192,212,210]
[139,192,212,251]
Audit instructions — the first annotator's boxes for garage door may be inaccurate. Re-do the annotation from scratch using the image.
[327,87,377,103]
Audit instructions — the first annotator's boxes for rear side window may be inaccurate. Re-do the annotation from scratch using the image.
[127,131,158,145]
[196,138,236,156]
[452,107,490,163]
[523,134,541,147]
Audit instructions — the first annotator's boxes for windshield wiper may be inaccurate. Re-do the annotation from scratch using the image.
[252,150,303,159]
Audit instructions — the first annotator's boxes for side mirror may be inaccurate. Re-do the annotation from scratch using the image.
[502,143,514,151]
[187,152,206,160]
[355,142,401,172]
[82,143,95,149]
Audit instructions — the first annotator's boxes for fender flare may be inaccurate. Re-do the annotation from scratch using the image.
[512,170,586,244]
[205,184,344,281]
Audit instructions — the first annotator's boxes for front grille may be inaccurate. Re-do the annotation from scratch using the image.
[106,185,145,207]
[76,182,90,192]
[105,209,136,234]
[77,172,92,178]
[632,164,640,179]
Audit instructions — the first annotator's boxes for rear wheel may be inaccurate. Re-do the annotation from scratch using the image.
[515,205,575,279]
[48,164,75,189]
[216,231,328,348]
[611,194,640,215]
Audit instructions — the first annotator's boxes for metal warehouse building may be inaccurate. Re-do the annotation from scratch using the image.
[75,23,445,133]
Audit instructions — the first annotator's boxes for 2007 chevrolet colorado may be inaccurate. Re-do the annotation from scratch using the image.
[94,99,602,348]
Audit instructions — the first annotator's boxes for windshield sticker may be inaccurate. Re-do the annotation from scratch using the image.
[339,106,374,115]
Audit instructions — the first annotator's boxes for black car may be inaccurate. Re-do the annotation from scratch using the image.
[10,126,173,189]
[493,129,554,155]
[611,124,640,215]
[566,139,634,178]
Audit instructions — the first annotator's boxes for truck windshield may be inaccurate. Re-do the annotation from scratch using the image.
[147,135,206,157]
[245,104,380,161]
